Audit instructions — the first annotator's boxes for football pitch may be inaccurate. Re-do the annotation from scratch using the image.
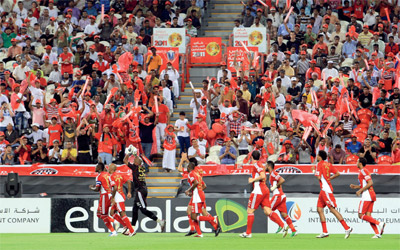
[1,233,399,250]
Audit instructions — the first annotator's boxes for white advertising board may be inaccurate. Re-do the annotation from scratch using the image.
[0,198,51,233]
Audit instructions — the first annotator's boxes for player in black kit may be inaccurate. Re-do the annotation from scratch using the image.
[123,153,166,234]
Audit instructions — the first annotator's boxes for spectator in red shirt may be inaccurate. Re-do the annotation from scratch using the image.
[152,97,170,153]
[15,137,31,164]
[96,124,117,164]
[48,116,63,147]
[393,139,400,164]
[59,46,74,76]
[385,37,399,56]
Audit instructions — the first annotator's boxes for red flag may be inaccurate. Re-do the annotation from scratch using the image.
[291,110,319,127]
[118,52,133,72]
[20,80,29,94]
[141,154,153,167]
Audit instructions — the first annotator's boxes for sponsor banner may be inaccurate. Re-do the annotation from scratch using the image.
[233,27,267,53]
[0,164,132,180]
[1,164,398,178]
[0,198,51,233]
[153,28,186,53]
[226,46,258,73]
[267,197,400,234]
[190,37,222,64]
[147,47,179,72]
[51,198,267,233]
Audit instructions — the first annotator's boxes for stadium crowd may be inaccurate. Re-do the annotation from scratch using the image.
[0,0,399,169]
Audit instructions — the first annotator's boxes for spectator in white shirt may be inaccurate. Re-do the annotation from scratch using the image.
[84,15,100,36]
[217,62,232,81]
[161,79,173,114]
[321,61,339,79]
[160,62,180,98]
[174,111,191,155]
[48,62,62,84]
[13,1,28,19]
[25,124,44,144]
[188,138,206,164]
[12,59,31,82]
[42,45,58,64]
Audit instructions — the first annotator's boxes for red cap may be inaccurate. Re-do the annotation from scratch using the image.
[305,83,310,88]
[66,14,71,18]
[335,127,343,132]
[307,24,312,29]
[329,100,336,105]
[84,92,91,96]
[363,24,369,28]
[45,45,52,50]
[323,24,328,28]
[257,8,263,12]
[89,15,96,20]
[255,138,264,146]
[187,18,192,22]
[165,1,172,5]
[110,8,115,12]
[44,56,49,59]
[103,14,110,19]
[50,17,56,21]
[50,98,57,103]
[137,36,143,40]
[300,51,306,55]
[97,52,103,56]
[284,51,292,55]
[378,24,383,28]
[0,131,4,136]
[283,139,293,145]
[310,59,316,64]
[52,61,58,65]
[121,35,128,39]
[281,116,288,120]
[220,61,226,65]
[388,52,394,57]
[35,99,41,104]
[94,35,100,39]
[11,38,17,42]
[153,0,158,4]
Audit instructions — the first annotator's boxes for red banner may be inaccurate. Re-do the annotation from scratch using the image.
[190,37,222,64]
[147,47,179,72]
[226,46,258,73]
[181,164,400,179]
[1,164,398,178]
[0,164,132,180]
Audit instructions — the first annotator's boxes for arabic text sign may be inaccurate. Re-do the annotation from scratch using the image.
[233,27,266,53]
[0,198,51,233]
[267,197,400,234]
[153,28,186,53]
[190,37,222,64]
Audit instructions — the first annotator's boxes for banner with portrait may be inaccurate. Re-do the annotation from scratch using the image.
[153,28,186,53]
[190,37,222,64]
[233,27,266,53]
[147,47,180,72]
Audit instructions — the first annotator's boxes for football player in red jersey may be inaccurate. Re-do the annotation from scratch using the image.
[350,157,386,238]
[108,164,136,237]
[312,150,352,239]
[266,161,298,237]
[185,162,221,238]
[239,151,283,238]
[89,162,117,236]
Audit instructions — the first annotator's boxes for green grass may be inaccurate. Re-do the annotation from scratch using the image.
[1,233,399,250]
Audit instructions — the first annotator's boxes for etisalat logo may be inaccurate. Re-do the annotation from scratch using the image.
[215,199,302,232]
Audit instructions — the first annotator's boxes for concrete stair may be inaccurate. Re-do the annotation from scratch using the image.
[146,156,181,198]
[201,0,244,43]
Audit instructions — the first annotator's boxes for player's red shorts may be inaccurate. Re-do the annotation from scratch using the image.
[189,198,206,209]
[248,192,271,209]
[98,193,111,215]
[111,202,126,213]
[270,195,287,213]
[358,200,374,214]
[191,202,204,214]
[317,191,337,208]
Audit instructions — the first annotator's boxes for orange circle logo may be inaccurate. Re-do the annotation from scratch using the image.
[249,31,263,45]
[168,33,182,47]
[206,42,220,56]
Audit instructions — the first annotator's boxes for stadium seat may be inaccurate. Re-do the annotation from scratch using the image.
[209,145,222,156]
[86,41,95,48]
[268,154,279,162]
[206,155,220,164]
[342,58,354,67]
[340,21,349,32]
[236,155,247,164]
[5,60,16,71]
[354,127,368,135]
[100,41,110,47]
[346,154,359,164]
[114,14,122,19]
[357,109,372,119]
[377,155,393,164]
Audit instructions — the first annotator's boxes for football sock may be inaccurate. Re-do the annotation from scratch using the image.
[122,216,135,233]
[370,223,379,234]
[101,215,115,232]
[246,213,254,235]
[284,216,296,232]
[112,214,126,227]
[361,215,379,225]
[269,212,284,228]
[188,215,195,231]
[339,220,350,230]
[193,219,202,235]
[108,216,115,223]
[321,221,328,233]
[197,215,217,230]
